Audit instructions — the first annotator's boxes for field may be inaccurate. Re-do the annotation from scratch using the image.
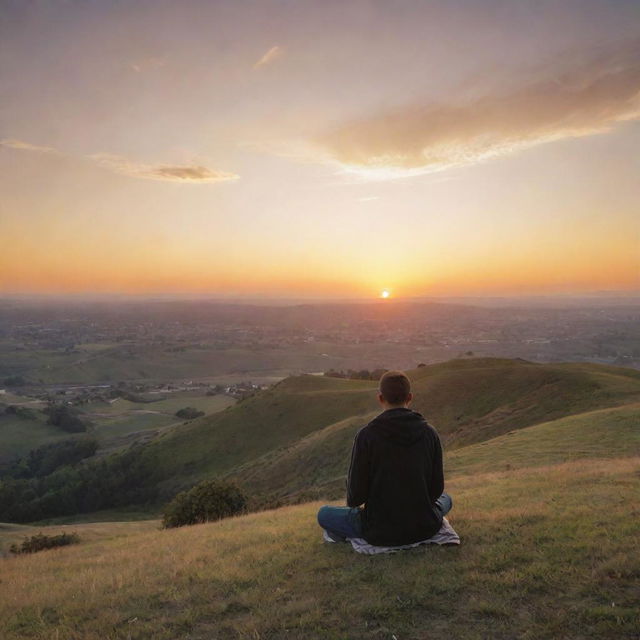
[0,340,439,386]
[0,390,235,463]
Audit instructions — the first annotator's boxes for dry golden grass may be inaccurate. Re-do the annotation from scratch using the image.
[1,457,638,639]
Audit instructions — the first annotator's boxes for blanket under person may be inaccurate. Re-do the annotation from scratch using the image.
[324,517,460,555]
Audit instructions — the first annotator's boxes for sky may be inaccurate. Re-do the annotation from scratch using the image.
[1,0,639,299]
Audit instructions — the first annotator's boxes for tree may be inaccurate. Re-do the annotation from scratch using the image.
[175,407,205,420]
[44,404,89,433]
[162,480,247,528]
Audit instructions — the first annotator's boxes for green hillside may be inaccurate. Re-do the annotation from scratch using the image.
[142,358,640,500]
[1,445,637,638]
[225,401,640,506]
[1,358,638,638]
[405,359,640,447]
[445,403,640,476]
[3,358,640,524]
[144,375,378,496]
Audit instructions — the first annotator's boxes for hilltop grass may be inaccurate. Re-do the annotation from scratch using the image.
[0,456,638,639]
[407,359,640,447]
[446,403,640,476]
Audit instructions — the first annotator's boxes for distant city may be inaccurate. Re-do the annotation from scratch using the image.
[1,298,638,398]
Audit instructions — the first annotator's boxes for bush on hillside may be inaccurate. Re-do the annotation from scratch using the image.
[162,480,247,528]
[10,532,79,554]
[2,405,37,419]
[175,407,205,420]
[3,375,27,387]
[44,403,89,433]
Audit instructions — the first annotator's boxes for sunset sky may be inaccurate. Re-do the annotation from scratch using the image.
[1,0,639,299]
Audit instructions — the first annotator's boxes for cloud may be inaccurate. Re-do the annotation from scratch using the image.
[316,41,640,179]
[90,154,239,183]
[1,139,238,184]
[253,45,283,70]
[130,57,166,73]
[0,138,57,154]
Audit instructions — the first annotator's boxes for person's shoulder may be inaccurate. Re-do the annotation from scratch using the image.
[423,421,442,444]
[356,422,373,439]
[416,414,441,439]
[355,415,382,442]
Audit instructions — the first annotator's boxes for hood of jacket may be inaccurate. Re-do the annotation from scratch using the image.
[367,407,429,447]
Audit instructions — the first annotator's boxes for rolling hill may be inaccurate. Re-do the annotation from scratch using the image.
[1,397,638,639]
[2,357,640,523]
[139,358,640,502]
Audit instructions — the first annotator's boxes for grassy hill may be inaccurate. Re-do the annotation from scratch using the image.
[1,440,637,638]
[224,401,640,505]
[0,358,638,638]
[3,358,640,525]
[141,358,640,501]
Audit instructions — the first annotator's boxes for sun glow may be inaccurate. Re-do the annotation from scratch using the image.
[380,289,390,299]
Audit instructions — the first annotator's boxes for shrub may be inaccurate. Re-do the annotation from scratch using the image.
[3,405,37,420]
[44,404,89,433]
[10,532,79,554]
[175,407,205,420]
[162,480,247,528]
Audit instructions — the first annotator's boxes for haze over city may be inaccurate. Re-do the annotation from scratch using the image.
[1,0,639,299]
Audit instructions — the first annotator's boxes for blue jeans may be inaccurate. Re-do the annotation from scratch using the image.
[317,492,453,542]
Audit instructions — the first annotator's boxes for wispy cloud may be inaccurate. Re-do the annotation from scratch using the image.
[253,45,283,70]
[0,138,57,154]
[90,154,239,183]
[316,40,640,180]
[130,57,166,73]
[357,196,380,202]
[1,138,238,184]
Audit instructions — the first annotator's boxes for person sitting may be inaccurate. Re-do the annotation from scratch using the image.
[317,369,452,546]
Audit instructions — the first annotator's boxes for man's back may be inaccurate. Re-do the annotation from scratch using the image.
[347,407,444,546]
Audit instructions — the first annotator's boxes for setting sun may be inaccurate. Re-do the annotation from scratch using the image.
[380,290,390,299]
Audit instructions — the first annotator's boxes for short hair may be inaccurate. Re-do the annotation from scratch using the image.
[378,370,411,405]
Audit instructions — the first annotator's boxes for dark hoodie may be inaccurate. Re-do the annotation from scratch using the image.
[347,407,444,546]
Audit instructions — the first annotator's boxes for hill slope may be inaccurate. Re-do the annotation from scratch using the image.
[143,358,640,500]
[1,450,638,638]
[1,359,638,638]
[224,402,640,505]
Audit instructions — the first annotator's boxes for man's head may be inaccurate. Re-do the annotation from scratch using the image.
[378,370,413,409]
